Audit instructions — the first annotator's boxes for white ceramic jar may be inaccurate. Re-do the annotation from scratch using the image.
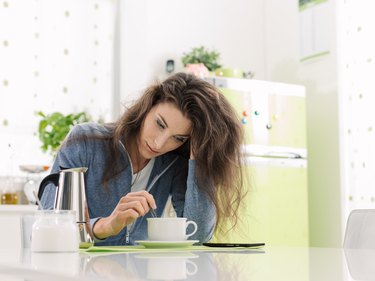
[31,210,78,252]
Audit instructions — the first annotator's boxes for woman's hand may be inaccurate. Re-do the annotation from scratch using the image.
[92,190,156,239]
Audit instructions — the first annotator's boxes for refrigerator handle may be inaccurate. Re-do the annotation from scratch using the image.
[264,152,302,159]
[245,151,303,159]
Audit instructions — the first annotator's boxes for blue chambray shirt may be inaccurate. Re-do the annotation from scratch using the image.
[40,123,216,245]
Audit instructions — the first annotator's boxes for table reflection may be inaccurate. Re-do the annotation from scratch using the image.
[344,249,375,281]
[12,246,375,281]
[82,249,266,281]
[31,252,81,276]
[83,252,219,281]
[134,252,198,280]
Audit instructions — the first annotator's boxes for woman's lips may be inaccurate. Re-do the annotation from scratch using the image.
[147,143,159,154]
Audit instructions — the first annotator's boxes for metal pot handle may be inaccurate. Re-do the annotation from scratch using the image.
[37,172,60,201]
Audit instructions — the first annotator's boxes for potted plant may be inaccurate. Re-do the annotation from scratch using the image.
[37,111,91,156]
[181,46,222,76]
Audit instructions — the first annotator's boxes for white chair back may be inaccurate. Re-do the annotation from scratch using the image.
[343,209,375,249]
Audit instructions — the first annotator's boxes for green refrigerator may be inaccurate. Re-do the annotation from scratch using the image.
[207,77,309,246]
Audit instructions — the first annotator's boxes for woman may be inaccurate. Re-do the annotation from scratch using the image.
[41,72,246,245]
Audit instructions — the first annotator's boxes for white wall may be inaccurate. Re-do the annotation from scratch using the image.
[338,0,375,229]
[119,0,266,106]
[0,0,115,177]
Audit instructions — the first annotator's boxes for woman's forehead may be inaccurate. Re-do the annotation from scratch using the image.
[152,102,192,134]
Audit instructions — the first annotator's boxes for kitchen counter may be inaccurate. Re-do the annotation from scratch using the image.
[0,204,38,250]
[0,204,38,212]
[0,246,374,281]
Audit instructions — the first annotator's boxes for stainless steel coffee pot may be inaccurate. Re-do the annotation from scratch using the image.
[38,167,93,248]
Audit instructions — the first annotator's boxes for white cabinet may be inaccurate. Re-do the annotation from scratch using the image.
[0,205,37,249]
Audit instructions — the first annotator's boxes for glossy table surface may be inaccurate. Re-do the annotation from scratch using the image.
[0,246,374,281]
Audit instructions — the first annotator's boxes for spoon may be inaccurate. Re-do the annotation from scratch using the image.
[33,190,44,210]
[150,208,157,218]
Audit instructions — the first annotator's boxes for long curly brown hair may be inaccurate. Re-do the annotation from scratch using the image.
[103,72,246,232]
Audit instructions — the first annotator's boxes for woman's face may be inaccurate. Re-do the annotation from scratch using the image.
[138,102,192,160]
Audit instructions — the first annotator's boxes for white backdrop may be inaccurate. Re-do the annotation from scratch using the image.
[339,1,375,215]
[0,0,116,176]
[119,0,266,106]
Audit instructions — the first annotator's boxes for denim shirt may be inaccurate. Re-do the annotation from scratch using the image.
[40,123,216,245]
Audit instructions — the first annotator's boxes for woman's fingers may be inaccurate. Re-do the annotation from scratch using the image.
[96,191,157,238]
[115,200,148,217]
[129,190,157,209]
[113,191,157,225]
[93,207,140,239]
[120,190,157,210]
[115,207,139,225]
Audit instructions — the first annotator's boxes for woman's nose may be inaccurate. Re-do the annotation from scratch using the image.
[154,134,168,149]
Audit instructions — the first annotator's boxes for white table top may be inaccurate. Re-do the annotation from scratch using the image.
[0,246,374,281]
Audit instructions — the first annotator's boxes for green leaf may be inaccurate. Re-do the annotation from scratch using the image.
[181,46,222,71]
[37,111,93,156]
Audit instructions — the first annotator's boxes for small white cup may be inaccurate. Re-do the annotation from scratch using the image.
[147,217,197,241]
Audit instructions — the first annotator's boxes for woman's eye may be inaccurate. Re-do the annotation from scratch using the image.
[174,136,187,143]
[156,119,165,129]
